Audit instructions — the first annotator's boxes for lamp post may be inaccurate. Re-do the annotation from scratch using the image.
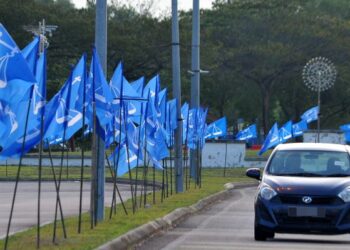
[302,57,336,142]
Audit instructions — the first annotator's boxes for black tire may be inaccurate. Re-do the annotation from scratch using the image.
[254,225,275,241]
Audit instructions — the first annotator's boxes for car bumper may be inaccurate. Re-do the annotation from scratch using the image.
[255,196,350,234]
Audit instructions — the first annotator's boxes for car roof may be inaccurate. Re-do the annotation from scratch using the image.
[274,143,350,153]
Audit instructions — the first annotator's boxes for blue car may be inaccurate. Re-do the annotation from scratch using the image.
[246,143,350,241]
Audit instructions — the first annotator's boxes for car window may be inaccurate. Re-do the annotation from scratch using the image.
[267,150,350,177]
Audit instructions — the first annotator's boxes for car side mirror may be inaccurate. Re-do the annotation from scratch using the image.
[246,168,261,180]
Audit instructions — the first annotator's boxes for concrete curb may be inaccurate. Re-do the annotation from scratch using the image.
[97,182,258,250]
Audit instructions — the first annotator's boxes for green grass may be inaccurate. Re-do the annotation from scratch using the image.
[0,167,253,250]
[245,149,272,158]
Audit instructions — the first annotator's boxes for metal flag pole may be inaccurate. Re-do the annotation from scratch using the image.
[78,54,87,234]
[24,18,57,248]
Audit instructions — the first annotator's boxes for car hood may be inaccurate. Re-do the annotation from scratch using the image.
[263,174,350,196]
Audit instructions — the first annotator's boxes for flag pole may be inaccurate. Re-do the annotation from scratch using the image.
[78,54,87,233]
[4,86,33,250]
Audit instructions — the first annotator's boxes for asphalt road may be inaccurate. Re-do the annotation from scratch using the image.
[0,181,132,238]
[138,187,350,250]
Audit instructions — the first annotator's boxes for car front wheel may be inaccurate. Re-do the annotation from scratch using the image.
[254,224,275,241]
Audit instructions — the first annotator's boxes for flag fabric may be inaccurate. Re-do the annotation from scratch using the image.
[301,106,319,123]
[165,99,177,147]
[278,120,292,143]
[0,24,36,108]
[198,107,208,149]
[157,88,167,125]
[292,119,308,137]
[130,76,144,96]
[340,124,350,143]
[259,123,279,156]
[91,48,113,127]
[236,124,257,141]
[0,50,47,158]
[44,55,85,144]
[205,117,226,139]
[181,102,189,144]
[22,36,40,75]
[187,108,198,149]
[109,142,139,177]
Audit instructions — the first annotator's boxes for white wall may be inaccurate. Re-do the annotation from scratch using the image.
[303,131,345,144]
[201,142,246,167]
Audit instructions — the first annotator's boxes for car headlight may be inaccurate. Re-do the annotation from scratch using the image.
[338,187,350,203]
[260,184,277,201]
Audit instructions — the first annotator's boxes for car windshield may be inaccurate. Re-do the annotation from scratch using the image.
[267,150,350,177]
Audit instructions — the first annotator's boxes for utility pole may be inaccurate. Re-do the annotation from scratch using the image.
[92,0,107,224]
[190,0,200,184]
[171,0,183,193]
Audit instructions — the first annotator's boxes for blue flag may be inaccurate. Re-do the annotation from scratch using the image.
[259,123,279,156]
[292,120,308,137]
[131,76,144,96]
[205,117,226,139]
[91,48,113,127]
[0,24,36,109]
[158,88,167,125]
[22,36,40,75]
[109,142,139,177]
[0,50,47,158]
[44,55,85,144]
[278,121,292,143]
[301,106,319,123]
[340,124,350,143]
[236,124,257,141]
[181,102,189,144]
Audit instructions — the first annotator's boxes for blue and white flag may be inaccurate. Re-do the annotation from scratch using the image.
[301,106,319,123]
[44,55,85,144]
[91,48,113,127]
[0,24,36,109]
[292,120,308,137]
[181,102,189,144]
[278,121,292,143]
[0,50,47,158]
[109,142,139,177]
[205,117,227,139]
[259,123,279,156]
[236,124,257,141]
[22,36,40,75]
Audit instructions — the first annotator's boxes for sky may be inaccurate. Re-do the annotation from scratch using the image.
[72,0,215,16]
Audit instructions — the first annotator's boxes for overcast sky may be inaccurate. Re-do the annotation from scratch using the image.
[72,0,215,16]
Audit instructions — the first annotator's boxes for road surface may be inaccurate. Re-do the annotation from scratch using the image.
[0,181,132,238]
[139,186,350,250]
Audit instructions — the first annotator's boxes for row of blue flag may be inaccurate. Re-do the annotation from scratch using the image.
[258,106,318,155]
[0,24,209,176]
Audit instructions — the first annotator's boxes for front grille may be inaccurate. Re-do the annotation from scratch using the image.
[277,215,335,227]
[277,195,343,205]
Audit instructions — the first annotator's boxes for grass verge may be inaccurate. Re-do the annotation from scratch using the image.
[0,167,252,250]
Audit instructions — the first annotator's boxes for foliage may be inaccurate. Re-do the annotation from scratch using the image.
[1,0,350,133]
